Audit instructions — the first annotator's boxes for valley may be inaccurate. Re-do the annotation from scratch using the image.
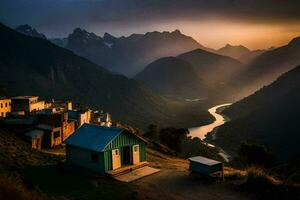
[1,3,300,198]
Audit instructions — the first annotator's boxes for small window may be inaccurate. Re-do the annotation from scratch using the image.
[113,149,119,155]
[91,152,99,161]
[5,103,7,107]
[0,103,2,108]
[53,131,60,138]
[134,146,139,152]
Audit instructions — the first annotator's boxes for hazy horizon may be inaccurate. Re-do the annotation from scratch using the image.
[1,0,300,50]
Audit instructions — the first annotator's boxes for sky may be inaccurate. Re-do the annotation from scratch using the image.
[1,0,300,50]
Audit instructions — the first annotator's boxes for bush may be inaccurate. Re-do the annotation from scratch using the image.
[237,142,275,168]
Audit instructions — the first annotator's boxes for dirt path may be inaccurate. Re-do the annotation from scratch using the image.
[132,149,252,200]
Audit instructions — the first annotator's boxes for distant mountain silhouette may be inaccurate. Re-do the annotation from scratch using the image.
[232,36,300,98]
[217,44,250,60]
[215,65,300,161]
[178,49,243,84]
[50,28,214,76]
[135,57,206,99]
[0,23,197,128]
[15,24,47,39]
[217,44,265,63]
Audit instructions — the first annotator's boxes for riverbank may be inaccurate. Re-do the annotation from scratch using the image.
[188,103,232,140]
[188,103,232,162]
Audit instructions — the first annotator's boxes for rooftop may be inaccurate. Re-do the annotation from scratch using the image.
[64,124,125,152]
[35,124,56,130]
[0,97,10,100]
[25,129,44,138]
[188,156,221,166]
[12,96,38,99]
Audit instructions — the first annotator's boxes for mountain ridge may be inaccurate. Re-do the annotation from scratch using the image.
[214,65,300,160]
[135,57,206,99]
[0,22,207,129]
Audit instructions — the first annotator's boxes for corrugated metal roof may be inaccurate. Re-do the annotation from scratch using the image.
[188,156,221,166]
[64,123,124,152]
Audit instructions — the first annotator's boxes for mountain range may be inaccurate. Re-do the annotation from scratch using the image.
[217,44,265,63]
[215,65,300,161]
[0,23,210,129]
[49,28,214,77]
[231,37,300,99]
[16,24,47,39]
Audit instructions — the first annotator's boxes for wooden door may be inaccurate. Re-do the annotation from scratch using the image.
[112,149,121,170]
[132,145,140,165]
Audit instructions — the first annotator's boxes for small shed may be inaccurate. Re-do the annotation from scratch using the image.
[64,124,147,175]
[188,156,223,179]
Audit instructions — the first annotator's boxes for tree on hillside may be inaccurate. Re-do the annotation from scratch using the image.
[237,142,275,168]
[159,128,188,152]
[144,124,159,141]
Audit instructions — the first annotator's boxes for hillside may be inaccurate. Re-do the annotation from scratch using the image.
[1,125,297,200]
[214,65,300,161]
[177,49,242,88]
[51,28,212,76]
[135,57,206,99]
[232,36,300,98]
[0,23,210,129]
[178,49,242,84]
[0,126,253,200]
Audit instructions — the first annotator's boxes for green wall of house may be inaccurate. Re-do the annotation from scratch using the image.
[103,131,146,172]
[66,131,146,174]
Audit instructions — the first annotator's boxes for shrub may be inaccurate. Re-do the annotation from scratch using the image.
[237,142,275,168]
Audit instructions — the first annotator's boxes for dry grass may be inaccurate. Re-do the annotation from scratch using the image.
[0,128,63,168]
[0,173,48,200]
[245,167,282,185]
[224,166,300,199]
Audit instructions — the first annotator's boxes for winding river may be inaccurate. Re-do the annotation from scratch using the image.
[188,103,232,140]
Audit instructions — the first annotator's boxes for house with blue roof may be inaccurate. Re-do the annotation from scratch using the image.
[64,123,147,174]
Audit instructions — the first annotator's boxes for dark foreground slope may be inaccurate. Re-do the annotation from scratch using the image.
[0,23,209,129]
[215,65,300,161]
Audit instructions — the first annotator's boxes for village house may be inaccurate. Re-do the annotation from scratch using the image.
[24,129,44,149]
[64,124,147,175]
[43,100,73,114]
[35,124,62,148]
[91,111,112,127]
[11,96,45,113]
[68,109,92,128]
[35,112,76,148]
[0,97,11,118]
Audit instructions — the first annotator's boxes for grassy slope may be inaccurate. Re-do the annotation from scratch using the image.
[0,126,137,200]
[0,126,298,200]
